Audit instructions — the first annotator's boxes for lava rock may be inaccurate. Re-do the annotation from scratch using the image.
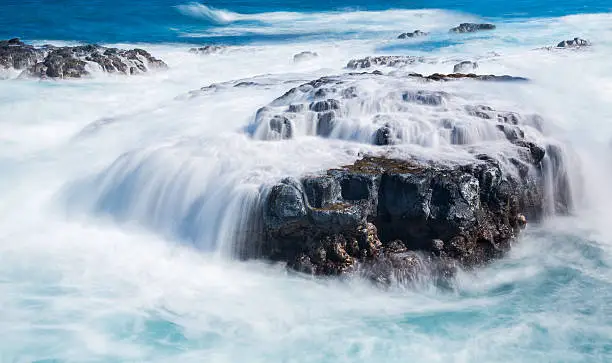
[450,23,496,33]
[0,38,45,70]
[1,39,167,79]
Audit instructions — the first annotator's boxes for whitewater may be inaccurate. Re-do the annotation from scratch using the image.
[1,2,612,362]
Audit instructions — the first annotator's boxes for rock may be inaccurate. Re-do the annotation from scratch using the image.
[409,72,528,82]
[450,23,496,33]
[293,51,318,62]
[189,45,226,55]
[556,37,591,48]
[0,39,167,79]
[346,56,426,69]
[0,38,45,70]
[258,152,558,277]
[243,72,574,285]
[398,30,429,39]
[453,61,478,73]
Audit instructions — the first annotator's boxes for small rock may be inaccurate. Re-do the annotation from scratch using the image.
[293,51,318,62]
[450,23,496,33]
[556,37,591,48]
[453,61,478,73]
[189,45,226,55]
[397,30,429,39]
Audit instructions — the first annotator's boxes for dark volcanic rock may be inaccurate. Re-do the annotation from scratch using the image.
[556,37,591,48]
[450,23,496,33]
[453,61,478,73]
[0,38,45,70]
[410,72,528,82]
[259,153,557,278]
[1,39,167,79]
[245,72,574,285]
[347,56,426,69]
[398,30,429,39]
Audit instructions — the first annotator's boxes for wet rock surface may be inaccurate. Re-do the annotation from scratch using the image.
[450,23,496,33]
[347,56,428,69]
[293,51,318,62]
[453,61,478,73]
[398,30,429,39]
[259,152,555,279]
[556,37,591,48]
[1,38,167,79]
[0,38,45,70]
[246,71,572,284]
[410,72,528,82]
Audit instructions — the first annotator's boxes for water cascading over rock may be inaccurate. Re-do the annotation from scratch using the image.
[245,71,575,283]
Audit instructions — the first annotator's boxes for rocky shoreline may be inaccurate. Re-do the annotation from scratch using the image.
[0,38,166,78]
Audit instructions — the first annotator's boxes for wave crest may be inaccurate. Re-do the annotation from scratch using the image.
[176,2,241,24]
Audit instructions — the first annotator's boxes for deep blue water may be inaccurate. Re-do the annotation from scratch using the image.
[0,0,610,44]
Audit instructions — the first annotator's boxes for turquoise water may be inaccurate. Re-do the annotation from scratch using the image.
[1,0,612,362]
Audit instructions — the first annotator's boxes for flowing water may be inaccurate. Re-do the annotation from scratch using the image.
[1,0,612,362]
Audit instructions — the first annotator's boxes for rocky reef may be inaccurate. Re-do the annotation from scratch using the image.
[247,71,573,283]
[1,38,166,79]
[398,30,429,39]
[450,23,496,33]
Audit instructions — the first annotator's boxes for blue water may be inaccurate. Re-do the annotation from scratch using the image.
[0,0,609,44]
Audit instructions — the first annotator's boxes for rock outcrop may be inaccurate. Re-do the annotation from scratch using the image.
[450,23,496,33]
[1,38,167,79]
[556,37,591,48]
[0,38,44,70]
[260,151,548,280]
[453,61,478,73]
[293,51,318,62]
[398,30,429,39]
[247,72,573,283]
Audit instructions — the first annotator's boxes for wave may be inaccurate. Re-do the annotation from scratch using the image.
[176,2,242,24]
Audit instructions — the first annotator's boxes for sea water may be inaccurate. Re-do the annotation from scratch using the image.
[1,0,612,362]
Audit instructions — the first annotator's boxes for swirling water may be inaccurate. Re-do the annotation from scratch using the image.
[1,0,612,362]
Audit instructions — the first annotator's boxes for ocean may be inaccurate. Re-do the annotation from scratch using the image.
[1,0,612,362]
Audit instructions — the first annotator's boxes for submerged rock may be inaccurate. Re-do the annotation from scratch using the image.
[450,23,496,33]
[410,72,528,82]
[453,61,478,73]
[293,51,318,62]
[398,30,429,39]
[556,37,591,48]
[189,45,227,55]
[346,56,427,69]
[1,38,167,79]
